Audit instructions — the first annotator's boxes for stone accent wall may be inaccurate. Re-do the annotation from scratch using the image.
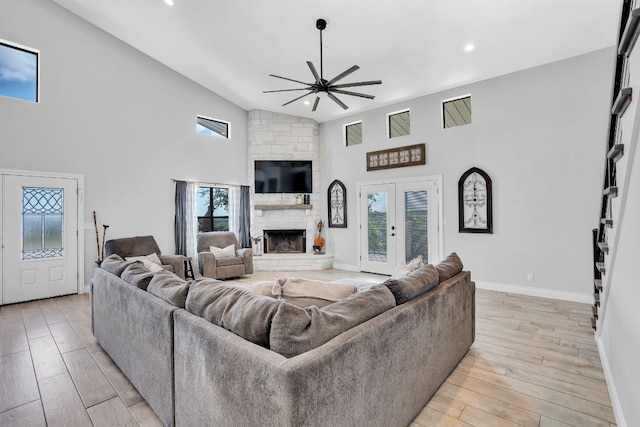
[247,110,321,256]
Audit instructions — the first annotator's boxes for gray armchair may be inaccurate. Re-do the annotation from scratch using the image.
[104,235,186,279]
[197,231,253,279]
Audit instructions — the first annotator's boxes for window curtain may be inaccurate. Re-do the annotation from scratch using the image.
[228,185,251,248]
[228,185,240,239]
[174,180,199,275]
[238,185,251,248]
[185,182,199,275]
[174,181,187,255]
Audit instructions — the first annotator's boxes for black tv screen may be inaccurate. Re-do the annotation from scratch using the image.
[255,160,312,194]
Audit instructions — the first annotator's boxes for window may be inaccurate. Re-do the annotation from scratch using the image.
[344,121,362,146]
[442,95,472,128]
[22,187,64,259]
[197,187,229,232]
[387,109,410,138]
[197,115,230,139]
[0,40,39,103]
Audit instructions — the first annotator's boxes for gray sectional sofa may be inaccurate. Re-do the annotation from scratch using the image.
[91,253,475,427]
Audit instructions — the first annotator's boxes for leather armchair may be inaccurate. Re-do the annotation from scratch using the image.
[104,235,186,279]
[197,231,253,279]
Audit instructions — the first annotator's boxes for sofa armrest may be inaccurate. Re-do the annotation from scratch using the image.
[198,251,218,278]
[159,254,186,280]
[237,248,254,274]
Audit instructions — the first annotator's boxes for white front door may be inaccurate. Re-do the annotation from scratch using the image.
[359,178,441,275]
[1,174,79,304]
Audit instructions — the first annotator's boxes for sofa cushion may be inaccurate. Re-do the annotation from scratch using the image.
[216,256,245,267]
[186,278,283,347]
[269,284,396,358]
[147,270,190,308]
[382,264,439,305]
[436,252,464,282]
[121,262,156,290]
[100,254,138,276]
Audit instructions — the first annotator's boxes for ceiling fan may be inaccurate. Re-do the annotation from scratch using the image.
[264,18,382,112]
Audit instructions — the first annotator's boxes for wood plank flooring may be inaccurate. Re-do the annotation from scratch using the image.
[0,270,616,427]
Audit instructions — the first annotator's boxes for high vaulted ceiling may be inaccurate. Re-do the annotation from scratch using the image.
[51,0,622,123]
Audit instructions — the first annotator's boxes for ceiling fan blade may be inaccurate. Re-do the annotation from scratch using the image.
[263,88,313,93]
[327,92,349,110]
[282,91,315,107]
[330,80,382,89]
[269,74,313,86]
[331,89,375,99]
[326,65,360,86]
[312,97,320,111]
[307,61,322,85]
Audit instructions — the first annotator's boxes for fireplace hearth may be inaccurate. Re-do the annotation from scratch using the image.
[263,229,306,254]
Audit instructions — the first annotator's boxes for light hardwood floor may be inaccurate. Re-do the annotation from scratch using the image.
[0,269,616,427]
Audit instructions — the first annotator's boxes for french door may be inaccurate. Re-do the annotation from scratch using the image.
[1,173,81,304]
[359,178,441,275]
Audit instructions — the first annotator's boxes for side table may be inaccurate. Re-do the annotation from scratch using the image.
[184,256,194,280]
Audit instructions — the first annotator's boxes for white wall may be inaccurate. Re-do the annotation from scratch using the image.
[0,0,248,285]
[320,48,615,299]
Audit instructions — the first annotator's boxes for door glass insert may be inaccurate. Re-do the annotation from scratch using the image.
[367,192,388,262]
[22,187,64,260]
[404,190,428,263]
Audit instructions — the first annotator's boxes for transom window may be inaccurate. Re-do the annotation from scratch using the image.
[442,95,472,128]
[197,115,230,139]
[0,40,39,103]
[387,109,410,138]
[344,121,362,146]
[197,186,229,232]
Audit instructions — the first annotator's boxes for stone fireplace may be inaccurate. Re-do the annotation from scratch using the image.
[248,109,332,271]
[263,229,306,254]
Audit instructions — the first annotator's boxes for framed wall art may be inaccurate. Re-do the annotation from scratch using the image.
[366,143,425,171]
[458,167,493,234]
[327,179,347,228]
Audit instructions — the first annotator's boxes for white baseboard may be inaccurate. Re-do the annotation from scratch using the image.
[475,281,592,304]
[596,335,627,427]
[331,263,360,272]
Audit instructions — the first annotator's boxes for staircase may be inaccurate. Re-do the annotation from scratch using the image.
[592,0,633,330]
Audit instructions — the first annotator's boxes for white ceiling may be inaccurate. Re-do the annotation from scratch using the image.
[51,0,622,123]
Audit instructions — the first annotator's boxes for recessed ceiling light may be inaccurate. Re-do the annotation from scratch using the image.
[164,0,174,6]
[304,100,310,105]
[464,44,475,52]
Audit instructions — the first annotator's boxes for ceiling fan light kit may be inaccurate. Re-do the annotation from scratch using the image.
[264,18,382,111]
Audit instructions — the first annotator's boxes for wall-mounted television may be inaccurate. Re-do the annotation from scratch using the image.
[254,160,312,194]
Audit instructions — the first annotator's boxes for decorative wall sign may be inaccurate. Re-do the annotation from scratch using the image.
[366,143,425,171]
[327,179,347,228]
[458,167,493,234]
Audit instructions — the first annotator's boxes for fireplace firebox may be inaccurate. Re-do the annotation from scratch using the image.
[263,229,306,254]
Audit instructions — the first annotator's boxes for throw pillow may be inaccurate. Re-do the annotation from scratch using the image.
[125,254,164,272]
[382,264,439,305]
[186,278,284,348]
[269,285,395,358]
[435,252,464,282]
[280,278,357,308]
[100,254,138,276]
[147,270,191,308]
[209,244,236,258]
[121,263,156,290]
